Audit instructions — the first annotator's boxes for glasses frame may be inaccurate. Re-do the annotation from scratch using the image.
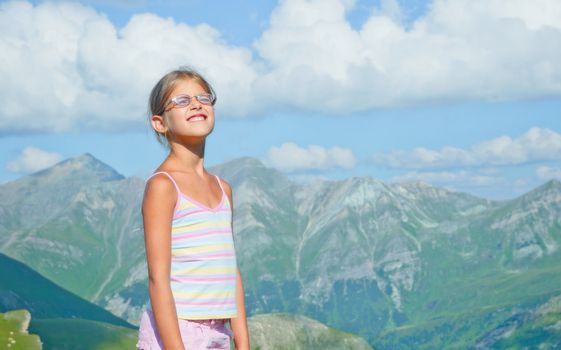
[163,93,216,113]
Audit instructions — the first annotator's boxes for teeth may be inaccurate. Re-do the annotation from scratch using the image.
[189,116,205,121]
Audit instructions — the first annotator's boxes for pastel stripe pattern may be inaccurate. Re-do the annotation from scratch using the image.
[146,172,238,320]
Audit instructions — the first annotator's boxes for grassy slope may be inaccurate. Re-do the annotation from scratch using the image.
[377,242,561,349]
[29,318,137,350]
[493,312,561,349]
[0,252,132,328]
[0,310,41,350]
[249,313,374,350]
[493,294,561,349]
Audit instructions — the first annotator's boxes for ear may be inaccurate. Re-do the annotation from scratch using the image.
[151,114,167,134]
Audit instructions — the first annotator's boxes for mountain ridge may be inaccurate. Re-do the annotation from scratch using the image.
[1,153,560,349]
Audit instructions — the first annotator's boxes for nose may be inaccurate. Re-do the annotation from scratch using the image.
[189,96,203,109]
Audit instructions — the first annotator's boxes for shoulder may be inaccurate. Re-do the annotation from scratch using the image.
[143,173,177,206]
[146,172,176,190]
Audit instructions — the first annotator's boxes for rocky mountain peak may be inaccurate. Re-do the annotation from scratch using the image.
[212,156,266,172]
[391,180,453,199]
[511,178,561,207]
[30,153,124,183]
[536,178,561,193]
[0,153,125,215]
[211,156,290,189]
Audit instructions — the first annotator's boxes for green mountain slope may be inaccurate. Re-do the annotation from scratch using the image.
[481,293,561,349]
[0,252,131,328]
[29,318,137,350]
[249,313,374,350]
[0,310,41,350]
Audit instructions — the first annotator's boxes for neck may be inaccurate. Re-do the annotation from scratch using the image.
[167,139,206,176]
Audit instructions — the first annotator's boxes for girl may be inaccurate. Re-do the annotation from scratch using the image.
[137,68,249,350]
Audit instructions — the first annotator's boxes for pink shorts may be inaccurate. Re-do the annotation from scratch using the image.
[136,310,232,350]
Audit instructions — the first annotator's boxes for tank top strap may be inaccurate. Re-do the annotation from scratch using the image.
[214,174,225,196]
[146,171,181,196]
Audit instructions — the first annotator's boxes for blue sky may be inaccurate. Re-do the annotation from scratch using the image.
[1,0,561,200]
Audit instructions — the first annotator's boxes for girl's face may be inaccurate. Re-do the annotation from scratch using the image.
[153,78,215,144]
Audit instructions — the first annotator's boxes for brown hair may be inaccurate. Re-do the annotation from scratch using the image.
[148,67,216,146]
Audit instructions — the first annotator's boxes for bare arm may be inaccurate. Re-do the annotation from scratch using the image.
[231,268,250,349]
[143,175,185,350]
[222,179,250,350]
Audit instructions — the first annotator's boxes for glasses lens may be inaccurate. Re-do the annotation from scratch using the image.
[196,94,214,105]
[166,94,214,111]
[174,95,192,107]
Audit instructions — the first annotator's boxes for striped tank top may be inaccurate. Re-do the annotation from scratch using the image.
[146,171,238,320]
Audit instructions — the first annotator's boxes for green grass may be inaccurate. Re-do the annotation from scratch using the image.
[0,310,42,350]
[1,309,138,350]
[29,318,138,350]
[493,312,561,349]
[378,306,515,349]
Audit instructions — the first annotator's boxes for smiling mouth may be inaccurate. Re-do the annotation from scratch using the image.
[187,114,207,122]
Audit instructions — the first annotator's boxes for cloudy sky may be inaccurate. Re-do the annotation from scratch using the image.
[1,0,560,199]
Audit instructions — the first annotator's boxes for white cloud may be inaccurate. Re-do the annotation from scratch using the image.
[373,127,561,169]
[2,0,561,134]
[0,1,258,133]
[253,0,561,112]
[514,178,529,186]
[266,142,356,172]
[6,147,63,174]
[377,0,404,23]
[536,165,561,180]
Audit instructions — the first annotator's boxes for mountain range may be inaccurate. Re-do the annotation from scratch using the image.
[0,217,372,349]
[1,153,560,349]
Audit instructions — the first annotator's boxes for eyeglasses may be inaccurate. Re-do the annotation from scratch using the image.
[164,93,216,112]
